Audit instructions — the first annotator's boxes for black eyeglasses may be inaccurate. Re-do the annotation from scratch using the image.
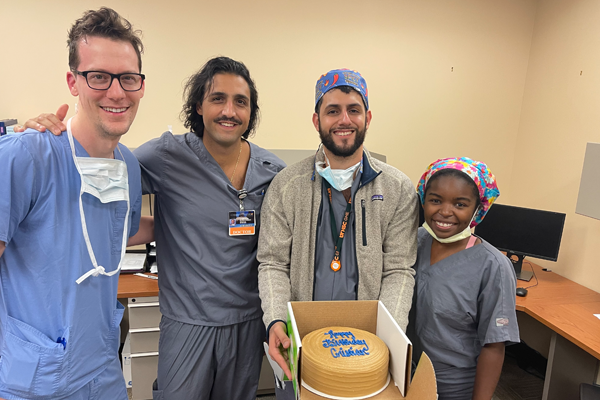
[74,70,145,92]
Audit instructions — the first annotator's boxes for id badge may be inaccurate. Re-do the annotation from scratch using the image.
[229,210,256,236]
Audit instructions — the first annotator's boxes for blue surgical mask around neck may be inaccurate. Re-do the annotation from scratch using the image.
[315,148,361,191]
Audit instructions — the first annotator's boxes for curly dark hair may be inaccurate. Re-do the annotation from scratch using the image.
[181,57,259,139]
[68,7,143,72]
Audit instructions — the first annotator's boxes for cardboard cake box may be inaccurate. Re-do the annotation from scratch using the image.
[269,300,437,400]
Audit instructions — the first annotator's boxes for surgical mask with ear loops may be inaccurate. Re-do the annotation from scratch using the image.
[315,147,361,192]
[423,207,480,244]
[65,118,131,284]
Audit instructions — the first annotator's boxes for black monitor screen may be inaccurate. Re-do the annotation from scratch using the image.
[474,204,566,262]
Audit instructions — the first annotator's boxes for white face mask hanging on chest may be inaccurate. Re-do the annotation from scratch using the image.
[77,157,129,203]
[66,118,131,284]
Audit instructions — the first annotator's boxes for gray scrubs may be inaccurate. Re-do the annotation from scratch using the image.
[134,132,285,400]
[313,172,361,300]
[408,228,520,400]
[155,316,264,400]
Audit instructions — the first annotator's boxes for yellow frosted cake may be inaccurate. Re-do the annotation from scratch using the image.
[301,326,389,398]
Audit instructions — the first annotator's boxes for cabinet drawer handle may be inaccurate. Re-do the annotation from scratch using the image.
[128,302,160,308]
[130,327,160,333]
[131,351,159,358]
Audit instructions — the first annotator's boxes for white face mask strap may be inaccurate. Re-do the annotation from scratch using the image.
[68,119,130,284]
[470,206,481,227]
[116,145,125,161]
[75,194,129,284]
[321,145,330,167]
[68,119,102,283]
[114,147,130,278]
[114,144,129,275]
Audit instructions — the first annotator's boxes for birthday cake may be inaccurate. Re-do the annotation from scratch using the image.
[301,326,390,398]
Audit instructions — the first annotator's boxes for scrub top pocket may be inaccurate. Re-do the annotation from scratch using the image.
[431,295,476,331]
[0,316,68,398]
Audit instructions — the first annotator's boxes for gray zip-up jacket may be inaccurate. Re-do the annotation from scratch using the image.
[257,149,418,331]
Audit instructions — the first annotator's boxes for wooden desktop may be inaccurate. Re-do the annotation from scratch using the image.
[118,273,159,298]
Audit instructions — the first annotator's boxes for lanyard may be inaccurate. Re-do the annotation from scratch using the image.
[324,180,352,272]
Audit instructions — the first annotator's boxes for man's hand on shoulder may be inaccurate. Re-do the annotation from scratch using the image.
[13,104,68,135]
[268,321,292,380]
[0,241,5,259]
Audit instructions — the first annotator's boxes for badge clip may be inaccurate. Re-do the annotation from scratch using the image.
[238,189,248,211]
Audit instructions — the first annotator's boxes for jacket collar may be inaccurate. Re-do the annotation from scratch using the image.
[360,149,381,186]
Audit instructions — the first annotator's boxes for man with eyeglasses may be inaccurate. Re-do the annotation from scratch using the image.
[0,7,150,400]
[74,70,145,92]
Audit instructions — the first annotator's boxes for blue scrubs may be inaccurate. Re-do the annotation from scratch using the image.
[0,130,141,399]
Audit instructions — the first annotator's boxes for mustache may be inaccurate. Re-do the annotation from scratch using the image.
[214,116,242,125]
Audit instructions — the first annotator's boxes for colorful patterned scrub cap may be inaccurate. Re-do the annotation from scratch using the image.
[315,69,369,110]
[417,157,500,227]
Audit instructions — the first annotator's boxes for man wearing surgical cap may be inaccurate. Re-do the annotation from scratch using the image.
[258,69,419,386]
[408,157,519,400]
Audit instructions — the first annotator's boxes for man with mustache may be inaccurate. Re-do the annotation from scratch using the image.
[134,56,286,400]
[257,69,419,382]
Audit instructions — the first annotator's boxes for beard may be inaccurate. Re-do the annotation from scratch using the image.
[318,119,367,158]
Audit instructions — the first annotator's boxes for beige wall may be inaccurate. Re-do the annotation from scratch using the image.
[1,0,535,190]
[5,1,599,291]
[510,0,600,291]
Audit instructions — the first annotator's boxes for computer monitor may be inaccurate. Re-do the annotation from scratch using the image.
[474,204,566,281]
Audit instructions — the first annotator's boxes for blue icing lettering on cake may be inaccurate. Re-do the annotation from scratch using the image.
[321,329,370,358]
[301,326,390,397]
[331,346,370,358]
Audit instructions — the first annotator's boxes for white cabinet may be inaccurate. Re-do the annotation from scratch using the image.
[121,295,275,398]
[127,296,160,400]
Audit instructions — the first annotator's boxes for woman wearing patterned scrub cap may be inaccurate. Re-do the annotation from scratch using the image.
[408,157,520,400]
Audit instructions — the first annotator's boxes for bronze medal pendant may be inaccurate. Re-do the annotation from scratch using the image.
[330,259,341,272]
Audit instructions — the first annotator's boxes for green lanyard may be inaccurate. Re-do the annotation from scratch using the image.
[323,180,352,272]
